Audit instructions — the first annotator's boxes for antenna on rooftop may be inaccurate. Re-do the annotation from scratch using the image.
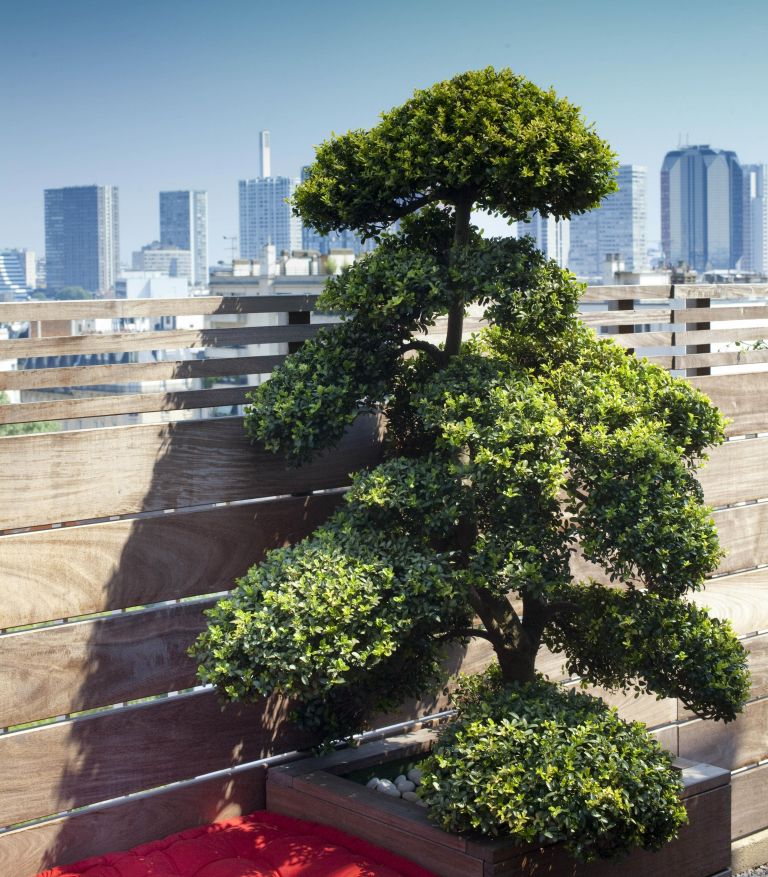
[223,235,238,263]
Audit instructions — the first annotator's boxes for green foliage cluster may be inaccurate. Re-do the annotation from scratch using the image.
[194,67,750,858]
[295,67,617,237]
[544,584,750,721]
[420,668,686,861]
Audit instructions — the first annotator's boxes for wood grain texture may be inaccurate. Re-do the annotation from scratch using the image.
[0,414,382,530]
[0,493,342,629]
[677,697,768,770]
[690,373,768,437]
[579,307,673,327]
[680,325,768,346]
[672,304,768,324]
[0,767,267,877]
[698,438,768,507]
[0,293,320,322]
[267,783,484,877]
[743,634,768,699]
[579,285,672,302]
[689,572,768,634]
[732,763,768,839]
[713,504,768,574]
[0,323,322,359]
[0,386,258,424]
[0,354,286,392]
[0,601,216,727]
[673,284,768,300]
[0,690,313,827]
[675,347,768,370]
[607,331,673,348]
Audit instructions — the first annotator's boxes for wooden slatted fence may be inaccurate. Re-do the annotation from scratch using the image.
[1,285,768,874]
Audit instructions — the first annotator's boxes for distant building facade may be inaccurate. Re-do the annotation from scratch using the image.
[159,190,208,286]
[569,165,647,278]
[0,249,36,300]
[239,131,301,259]
[132,242,192,279]
[518,210,570,269]
[44,185,119,293]
[742,164,768,275]
[661,145,743,271]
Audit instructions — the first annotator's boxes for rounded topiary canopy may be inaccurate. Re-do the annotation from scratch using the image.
[294,67,618,237]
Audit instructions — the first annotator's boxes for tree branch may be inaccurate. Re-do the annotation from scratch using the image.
[400,340,448,366]
[437,627,496,643]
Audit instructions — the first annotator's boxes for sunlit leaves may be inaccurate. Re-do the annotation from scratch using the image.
[294,68,617,237]
[420,669,687,861]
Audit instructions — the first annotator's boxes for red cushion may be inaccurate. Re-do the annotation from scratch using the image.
[36,811,437,877]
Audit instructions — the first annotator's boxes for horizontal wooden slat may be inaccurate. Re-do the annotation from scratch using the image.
[579,307,674,327]
[0,414,382,530]
[675,347,768,370]
[713,504,768,574]
[579,285,673,301]
[744,634,768,700]
[0,767,267,877]
[680,325,768,346]
[732,763,768,839]
[10,600,210,720]
[0,323,322,359]
[0,493,341,629]
[0,354,286,392]
[673,303,768,323]
[605,331,673,348]
[690,373,768,437]
[672,283,768,300]
[698,437,768,507]
[0,601,214,727]
[690,570,768,635]
[0,386,254,424]
[0,293,321,322]
[0,689,312,827]
[579,283,768,303]
[678,696,768,770]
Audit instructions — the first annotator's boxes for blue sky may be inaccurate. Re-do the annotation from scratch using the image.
[3,0,767,263]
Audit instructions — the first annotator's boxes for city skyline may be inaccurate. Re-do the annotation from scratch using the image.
[3,0,767,263]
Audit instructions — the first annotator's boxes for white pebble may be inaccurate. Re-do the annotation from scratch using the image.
[402,791,419,802]
[366,777,379,789]
[376,779,395,792]
[396,779,415,793]
[406,768,423,784]
[383,785,402,797]
[394,774,407,786]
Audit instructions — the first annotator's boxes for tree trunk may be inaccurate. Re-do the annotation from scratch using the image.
[445,197,472,358]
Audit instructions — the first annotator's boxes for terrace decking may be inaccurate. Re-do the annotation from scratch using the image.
[0,285,767,875]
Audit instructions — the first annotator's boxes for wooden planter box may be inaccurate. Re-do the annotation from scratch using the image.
[267,726,732,877]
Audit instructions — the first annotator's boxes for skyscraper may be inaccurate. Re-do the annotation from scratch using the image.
[742,164,768,275]
[569,165,648,278]
[518,211,570,269]
[661,145,743,272]
[44,185,119,293]
[159,190,209,286]
[0,249,36,300]
[239,131,301,259]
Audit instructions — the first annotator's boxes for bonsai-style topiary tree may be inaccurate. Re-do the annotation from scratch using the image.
[193,68,750,862]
